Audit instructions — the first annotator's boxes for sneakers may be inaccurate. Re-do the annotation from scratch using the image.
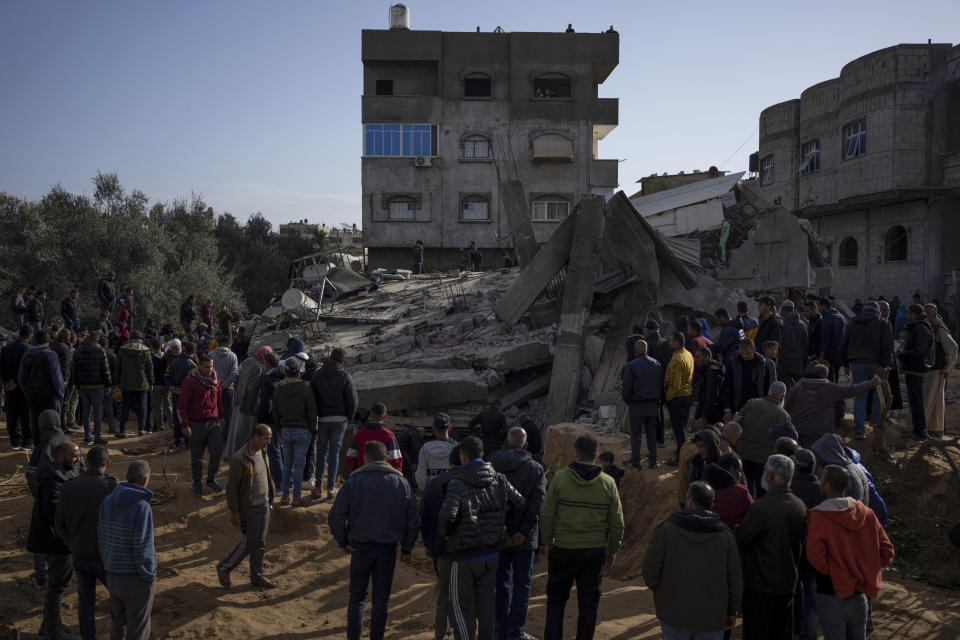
[291,497,310,508]
[303,478,316,490]
[10,445,24,451]
[279,496,290,506]
[205,480,224,493]
[326,488,339,500]
[93,438,109,445]
[84,437,94,445]
[216,563,231,589]
[192,482,203,497]
[138,430,148,436]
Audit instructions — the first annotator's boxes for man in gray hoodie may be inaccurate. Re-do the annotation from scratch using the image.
[211,335,239,441]
[810,433,870,504]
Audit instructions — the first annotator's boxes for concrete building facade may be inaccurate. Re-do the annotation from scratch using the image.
[757,42,960,303]
[360,23,619,269]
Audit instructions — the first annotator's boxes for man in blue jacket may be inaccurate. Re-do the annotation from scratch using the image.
[99,460,156,640]
[421,445,461,640]
[18,329,65,445]
[621,339,663,470]
[329,440,420,640]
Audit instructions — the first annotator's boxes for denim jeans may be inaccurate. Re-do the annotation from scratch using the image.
[793,568,818,640]
[315,420,348,490]
[660,623,724,640]
[281,427,312,498]
[33,552,47,581]
[40,552,73,637]
[495,548,535,639]
[347,543,397,640]
[75,558,108,640]
[815,592,867,640]
[267,429,284,488]
[850,363,876,436]
[79,387,105,441]
[119,390,148,434]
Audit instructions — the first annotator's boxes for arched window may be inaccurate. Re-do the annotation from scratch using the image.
[461,195,490,221]
[838,236,858,268]
[531,195,570,222]
[463,72,492,98]
[533,73,572,98]
[386,195,417,220]
[883,225,908,262]
[461,134,490,159]
[530,132,574,162]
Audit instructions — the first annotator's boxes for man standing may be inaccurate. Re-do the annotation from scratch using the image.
[61,290,80,332]
[778,301,809,389]
[148,339,170,433]
[1,325,34,449]
[416,412,458,490]
[621,339,662,470]
[55,446,118,640]
[714,308,746,363]
[413,240,425,274]
[27,290,47,331]
[168,341,198,449]
[180,295,197,334]
[693,346,724,427]
[737,381,789,497]
[807,465,894,640]
[227,345,273,456]
[737,301,759,341]
[802,301,822,362]
[178,354,225,496]
[11,285,28,330]
[735,454,807,640]
[897,304,934,440]
[644,319,672,447]
[643,481,742,639]
[310,347,358,499]
[665,332,694,465]
[468,400,509,456]
[50,330,75,433]
[256,352,285,488]
[785,364,877,447]
[723,338,777,421]
[28,440,81,640]
[211,335,239,441]
[686,321,714,356]
[755,295,783,350]
[421,445,462,640]
[18,329,65,445]
[839,301,892,439]
[201,299,215,330]
[489,427,547,640]
[329,441,419,640]
[98,272,117,313]
[99,460,156,640]
[116,330,154,437]
[218,424,278,590]
[541,434,624,640]
[344,402,402,473]
[818,298,846,382]
[922,303,958,437]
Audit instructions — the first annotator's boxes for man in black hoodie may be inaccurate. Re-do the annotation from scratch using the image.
[439,436,525,640]
[421,445,462,640]
[468,401,508,456]
[897,304,934,440]
[309,348,358,499]
[489,427,547,640]
[839,300,892,439]
[1,325,34,449]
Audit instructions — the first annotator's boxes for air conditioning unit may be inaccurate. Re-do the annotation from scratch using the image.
[414,156,432,167]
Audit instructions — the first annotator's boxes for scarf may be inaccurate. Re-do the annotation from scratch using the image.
[254,345,273,365]
[189,367,220,388]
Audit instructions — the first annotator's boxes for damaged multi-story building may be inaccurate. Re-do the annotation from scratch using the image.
[360,5,620,269]
[755,42,960,303]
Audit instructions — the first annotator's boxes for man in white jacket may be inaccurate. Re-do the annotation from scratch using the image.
[416,413,458,490]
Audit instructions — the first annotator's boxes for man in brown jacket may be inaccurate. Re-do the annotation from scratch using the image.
[217,424,277,589]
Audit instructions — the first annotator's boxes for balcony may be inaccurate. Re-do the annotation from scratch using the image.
[590,98,618,127]
[362,95,442,124]
[590,159,619,187]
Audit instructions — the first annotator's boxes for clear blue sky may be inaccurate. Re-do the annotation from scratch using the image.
[1,0,956,229]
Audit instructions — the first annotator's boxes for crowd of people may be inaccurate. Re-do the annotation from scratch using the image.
[2,278,956,640]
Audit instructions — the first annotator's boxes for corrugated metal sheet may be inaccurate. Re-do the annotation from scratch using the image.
[645,200,725,236]
[662,237,701,266]
[629,172,744,218]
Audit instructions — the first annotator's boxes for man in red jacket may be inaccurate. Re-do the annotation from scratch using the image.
[344,403,402,473]
[807,465,893,640]
[177,354,224,497]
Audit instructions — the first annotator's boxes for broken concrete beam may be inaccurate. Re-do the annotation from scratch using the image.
[498,179,541,267]
[483,341,552,373]
[352,368,489,412]
[494,210,578,326]
[496,372,552,409]
[527,300,561,328]
[547,195,606,425]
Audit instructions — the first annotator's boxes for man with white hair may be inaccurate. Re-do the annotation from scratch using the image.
[737,381,789,497]
[735,455,807,640]
[719,421,742,454]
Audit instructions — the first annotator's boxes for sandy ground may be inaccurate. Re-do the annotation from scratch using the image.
[0,386,959,639]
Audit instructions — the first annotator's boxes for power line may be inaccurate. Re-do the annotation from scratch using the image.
[720,126,759,171]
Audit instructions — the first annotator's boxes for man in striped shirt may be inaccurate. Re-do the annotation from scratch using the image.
[344,403,403,473]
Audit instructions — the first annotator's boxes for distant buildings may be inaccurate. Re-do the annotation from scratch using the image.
[279,220,363,252]
[630,167,727,199]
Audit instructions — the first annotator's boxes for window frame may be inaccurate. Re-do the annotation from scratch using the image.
[462,73,493,99]
[531,197,570,222]
[837,236,858,269]
[363,124,436,157]
[460,194,491,222]
[461,134,491,161]
[533,73,574,99]
[799,140,820,175]
[386,196,418,221]
[883,225,908,262]
[842,120,867,160]
[760,154,775,185]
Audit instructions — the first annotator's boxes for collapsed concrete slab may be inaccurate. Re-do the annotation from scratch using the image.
[352,368,490,412]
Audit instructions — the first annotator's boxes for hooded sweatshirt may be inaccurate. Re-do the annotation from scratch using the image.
[210,346,239,389]
[807,497,893,598]
[541,461,624,553]
[642,509,742,633]
[26,409,72,496]
[840,307,892,367]
[705,463,753,530]
[688,429,721,484]
[116,339,154,391]
[177,368,223,424]
[98,482,156,581]
[810,434,870,504]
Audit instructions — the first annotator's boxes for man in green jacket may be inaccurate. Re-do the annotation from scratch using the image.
[116,331,154,437]
[541,433,624,640]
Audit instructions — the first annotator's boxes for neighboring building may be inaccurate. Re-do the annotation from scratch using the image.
[756,42,960,303]
[323,223,364,252]
[360,10,619,269]
[630,167,727,199]
[279,220,325,241]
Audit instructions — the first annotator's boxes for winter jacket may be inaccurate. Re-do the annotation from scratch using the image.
[738,395,790,464]
[489,448,547,551]
[72,340,111,388]
[200,304,214,328]
[755,312,784,348]
[210,346,239,389]
[602,465,624,487]
[226,444,274,521]
[271,378,317,431]
[735,484,808,594]
[416,437,457,490]
[687,335,714,357]
[177,369,223,424]
[784,377,874,438]
[97,278,116,306]
[898,319,934,373]
[345,423,402,472]
[810,434,870,504]
[723,354,777,413]
[643,509,742,632]
[714,323,745,361]
[151,352,166,387]
[116,340,153,392]
[421,467,456,558]
[779,312,809,366]
[329,461,419,552]
[26,296,44,326]
[310,360,358,421]
[438,460,525,558]
[844,446,888,525]
[840,308,893,367]
[17,345,64,399]
[791,471,825,509]
[688,429,721,484]
[0,338,29,387]
[396,427,424,478]
[179,301,196,327]
[705,463,753,530]
[55,470,118,562]
[806,312,822,359]
[255,367,284,424]
[50,339,73,385]
[665,347,694,401]
[28,463,79,555]
[234,358,264,415]
[694,360,724,424]
[738,315,759,341]
[98,482,156,581]
[61,297,78,325]
[820,308,846,360]
[645,333,672,368]
[807,497,894,599]
[541,462,624,553]
[621,355,663,405]
[27,410,73,496]
[166,353,197,388]
[468,405,509,454]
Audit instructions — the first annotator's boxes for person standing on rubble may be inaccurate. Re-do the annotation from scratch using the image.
[714,308,746,363]
[256,352,285,488]
[755,296,784,352]
[469,241,483,272]
[309,347,358,500]
[664,332,694,466]
[469,400,509,456]
[621,339,662,470]
[413,240,425,275]
[643,320,671,447]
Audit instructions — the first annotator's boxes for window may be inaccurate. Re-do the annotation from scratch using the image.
[883,225,908,262]
[463,74,492,98]
[800,140,820,174]
[387,196,417,220]
[843,120,866,159]
[461,196,490,221]
[375,80,393,96]
[363,124,435,157]
[531,132,574,162]
[462,135,490,159]
[760,154,774,185]
[838,236,858,268]
[533,73,572,98]
[532,198,570,221]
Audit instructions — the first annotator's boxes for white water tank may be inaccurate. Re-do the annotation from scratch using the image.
[281,288,319,319]
[389,4,410,30]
